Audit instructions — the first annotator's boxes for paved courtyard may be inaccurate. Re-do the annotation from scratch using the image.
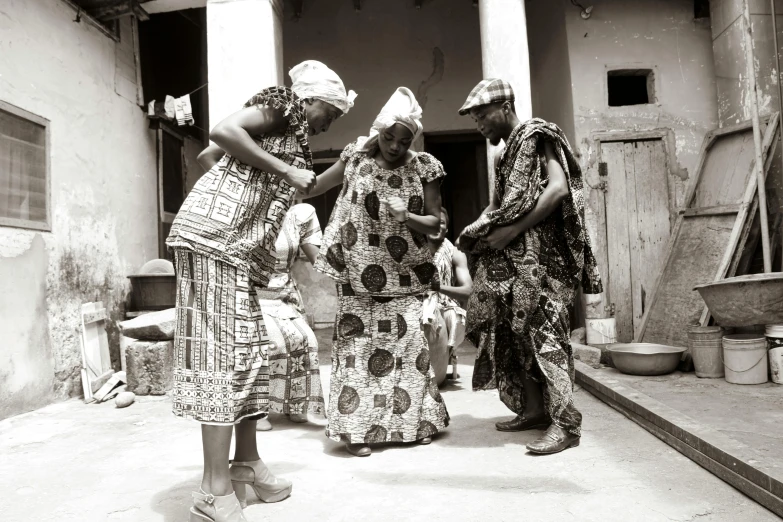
[0,341,778,522]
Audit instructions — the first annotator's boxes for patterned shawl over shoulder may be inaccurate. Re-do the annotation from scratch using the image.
[459,118,602,337]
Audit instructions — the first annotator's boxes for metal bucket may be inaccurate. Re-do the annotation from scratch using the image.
[688,326,724,378]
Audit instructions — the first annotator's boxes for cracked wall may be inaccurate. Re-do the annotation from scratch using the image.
[550,0,720,303]
[0,0,158,418]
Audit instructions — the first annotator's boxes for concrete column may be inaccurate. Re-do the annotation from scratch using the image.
[206,0,284,127]
[477,0,534,196]
[478,0,533,121]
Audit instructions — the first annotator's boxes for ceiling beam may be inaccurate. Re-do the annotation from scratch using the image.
[89,0,149,21]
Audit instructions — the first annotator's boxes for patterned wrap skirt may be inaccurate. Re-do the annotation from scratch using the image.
[326,283,450,444]
[172,249,270,425]
[257,294,325,417]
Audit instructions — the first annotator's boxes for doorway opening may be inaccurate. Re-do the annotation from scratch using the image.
[424,132,489,241]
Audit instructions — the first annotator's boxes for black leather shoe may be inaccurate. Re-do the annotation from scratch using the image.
[346,443,372,457]
[495,415,550,432]
[526,425,580,454]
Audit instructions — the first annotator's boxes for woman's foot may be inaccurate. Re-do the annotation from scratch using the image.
[345,443,371,457]
[287,413,308,424]
[256,416,272,431]
[229,459,292,508]
[418,437,432,445]
[189,490,247,522]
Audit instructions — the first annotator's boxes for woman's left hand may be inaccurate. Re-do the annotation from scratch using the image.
[381,196,409,222]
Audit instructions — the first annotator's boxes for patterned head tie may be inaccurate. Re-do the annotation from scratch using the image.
[458,78,515,116]
[290,60,357,115]
[359,87,423,152]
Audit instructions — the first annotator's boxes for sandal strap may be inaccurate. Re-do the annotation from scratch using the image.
[192,490,215,504]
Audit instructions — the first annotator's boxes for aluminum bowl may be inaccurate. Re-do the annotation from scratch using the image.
[606,343,686,376]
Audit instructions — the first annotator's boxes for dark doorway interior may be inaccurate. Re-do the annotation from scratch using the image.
[424,133,489,241]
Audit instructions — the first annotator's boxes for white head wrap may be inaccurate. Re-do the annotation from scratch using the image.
[289,60,357,115]
[360,87,423,151]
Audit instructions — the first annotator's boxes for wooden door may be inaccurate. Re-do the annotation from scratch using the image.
[601,139,671,342]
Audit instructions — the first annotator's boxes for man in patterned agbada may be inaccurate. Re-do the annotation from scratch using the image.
[457,79,603,455]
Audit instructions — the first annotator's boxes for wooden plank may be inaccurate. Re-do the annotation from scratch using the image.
[80,302,113,401]
[83,309,107,325]
[603,142,634,342]
[698,113,779,324]
[637,116,778,342]
[626,142,642,339]
[631,140,671,338]
[642,214,738,348]
[691,130,755,208]
[682,205,743,217]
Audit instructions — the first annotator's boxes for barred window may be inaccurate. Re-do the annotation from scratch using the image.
[0,102,50,231]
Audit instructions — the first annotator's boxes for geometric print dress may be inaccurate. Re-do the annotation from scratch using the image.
[168,87,312,425]
[314,140,450,444]
[256,204,325,417]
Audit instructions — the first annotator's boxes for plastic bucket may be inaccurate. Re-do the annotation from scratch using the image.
[586,318,617,345]
[766,324,783,350]
[688,326,724,378]
[722,334,768,385]
[769,347,783,385]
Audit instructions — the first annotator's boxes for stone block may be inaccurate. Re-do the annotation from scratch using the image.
[572,342,601,368]
[120,308,175,341]
[570,327,586,344]
[125,340,174,396]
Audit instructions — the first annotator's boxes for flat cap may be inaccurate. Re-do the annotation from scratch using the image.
[458,78,515,115]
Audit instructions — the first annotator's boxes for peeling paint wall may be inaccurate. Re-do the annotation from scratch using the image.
[0,0,158,418]
[282,0,483,324]
[549,0,719,305]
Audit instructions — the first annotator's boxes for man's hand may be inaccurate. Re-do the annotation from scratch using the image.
[284,168,317,195]
[381,196,408,222]
[484,225,521,250]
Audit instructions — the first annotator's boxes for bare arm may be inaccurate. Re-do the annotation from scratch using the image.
[484,141,570,250]
[385,180,441,235]
[437,249,473,305]
[300,160,346,199]
[300,243,320,265]
[197,143,225,171]
[210,106,316,193]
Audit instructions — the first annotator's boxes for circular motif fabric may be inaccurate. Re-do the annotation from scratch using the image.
[487,256,513,281]
[396,314,407,339]
[361,264,387,292]
[341,222,357,249]
[411,231,427,249]
[337,386,360,414]
[359,162,374,178]
[407,195,423,214]
[365,191,381,220]
[385,236,409,263]
[364,425,388,444]
[428,376,443,403]
[392,387,411,415]
[412,262,437,284]
[372,295,394,304]
[416,420,438,440]
[388,174,403,188]
[338,313,365,338]
[326,244,346,272]
[368,349,395,377]
[415,348,431,375]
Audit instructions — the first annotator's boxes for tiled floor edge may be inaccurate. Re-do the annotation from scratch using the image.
[575,363,783,518]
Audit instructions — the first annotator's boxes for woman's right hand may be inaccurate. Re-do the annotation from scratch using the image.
[285,168,317,195]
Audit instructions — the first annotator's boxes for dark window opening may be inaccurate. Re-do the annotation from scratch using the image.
[608,69,654,107]
[695,0,711,20]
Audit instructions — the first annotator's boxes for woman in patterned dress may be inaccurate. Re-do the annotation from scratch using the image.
[166,61,355,522]
[305,87,449,457]
[255,203,325,429]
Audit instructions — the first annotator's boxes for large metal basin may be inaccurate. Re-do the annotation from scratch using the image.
[694,272,783,327]
[606,343,686,376]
